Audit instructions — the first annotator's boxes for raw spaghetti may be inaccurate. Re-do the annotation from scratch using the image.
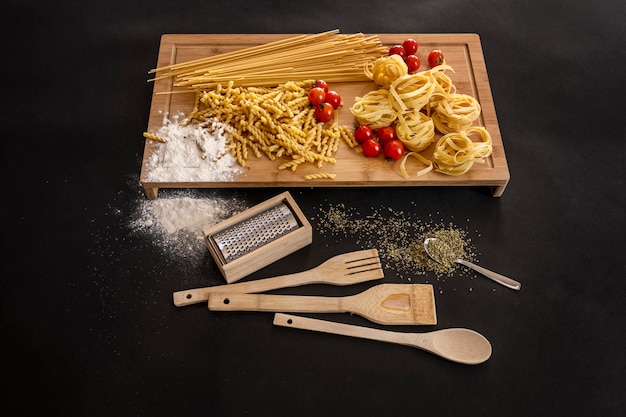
[148,30,387,90]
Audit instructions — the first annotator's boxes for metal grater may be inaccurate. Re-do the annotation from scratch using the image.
[203,191,312,283]
[210,203,300,264]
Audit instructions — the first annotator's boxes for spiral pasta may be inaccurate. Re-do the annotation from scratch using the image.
[142,132,166,143]
[304,172,337,180]
[184,79,350,172]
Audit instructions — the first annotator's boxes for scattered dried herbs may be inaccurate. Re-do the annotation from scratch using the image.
[313,202,480,288]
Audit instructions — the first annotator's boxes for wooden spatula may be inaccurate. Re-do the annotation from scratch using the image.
[173,249,383,307]
[207,283,437,325]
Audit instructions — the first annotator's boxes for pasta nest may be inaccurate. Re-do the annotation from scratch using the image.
[429,65,457,96]
[430,93,482,134]
[350,89,398,129]
[432,126,493,176]
[365,55,409,88]
[395,111,436,152]
[389,72,437,113]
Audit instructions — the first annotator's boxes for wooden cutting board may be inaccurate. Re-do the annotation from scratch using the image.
[140,33,509,199]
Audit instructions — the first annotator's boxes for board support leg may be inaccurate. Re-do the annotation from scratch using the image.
[491,183,507,197]
[143,185,159,200]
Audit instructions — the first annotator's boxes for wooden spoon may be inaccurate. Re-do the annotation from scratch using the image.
[207,283,437,325]
[273,313,492,365]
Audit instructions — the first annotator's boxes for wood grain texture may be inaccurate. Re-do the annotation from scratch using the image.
[172,248,383,307]
[273,314,491,364]
[141,33,509,198]
[207,283,437,325]
[202,191,312,283]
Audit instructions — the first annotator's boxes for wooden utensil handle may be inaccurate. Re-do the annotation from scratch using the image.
[173,270,315,307]
[273,313,412,346]
[208,292,344,313]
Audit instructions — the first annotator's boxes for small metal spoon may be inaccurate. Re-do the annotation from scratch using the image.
[424,237,521,290]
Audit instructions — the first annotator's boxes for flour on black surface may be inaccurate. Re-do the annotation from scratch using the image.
[128,190,247,263]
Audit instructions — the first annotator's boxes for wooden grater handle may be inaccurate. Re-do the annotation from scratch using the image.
[207,292,345,313]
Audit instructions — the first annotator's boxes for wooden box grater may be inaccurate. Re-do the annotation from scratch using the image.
[203,191,312,283]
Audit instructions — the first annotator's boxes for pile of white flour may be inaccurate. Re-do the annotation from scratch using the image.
[144,114,243,182]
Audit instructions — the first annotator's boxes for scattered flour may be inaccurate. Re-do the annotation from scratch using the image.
[144,114,243,182]
[128,191,247,260]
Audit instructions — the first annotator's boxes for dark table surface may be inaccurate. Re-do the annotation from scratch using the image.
[3,1,624,416]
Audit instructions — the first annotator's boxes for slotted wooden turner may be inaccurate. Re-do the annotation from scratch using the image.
[207,283,437,325]
[173,249,383,307]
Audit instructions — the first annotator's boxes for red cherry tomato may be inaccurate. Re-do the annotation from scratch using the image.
[315,102,334,123]
[428,49,445,67]
[388,45,406,60]
[325,90,342,109]
[383,139,405,160]
[405,55,421,74]
[402,38,418,55]
[362,138,382,157]
[354,125,374,144]
[377,126,396,144]
[313,79,329,93]
[308,87,326,107]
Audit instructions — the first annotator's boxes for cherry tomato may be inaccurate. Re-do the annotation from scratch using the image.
[313,79,329,93]
[376,126,396,144]
[362,138,382,157]
[325,90,342,109]
[308,87,326,107]
[402,38,418,55]
[315,102,334,123]
[405,55,421,74]
[383,139,405,160]
[428,49,445,67]
[354,125,374,144]
[388,44,406,60]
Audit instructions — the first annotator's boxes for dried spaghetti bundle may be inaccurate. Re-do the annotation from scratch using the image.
[149,30,387,90]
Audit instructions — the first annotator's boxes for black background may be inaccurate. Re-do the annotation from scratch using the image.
[2,1,624,416]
